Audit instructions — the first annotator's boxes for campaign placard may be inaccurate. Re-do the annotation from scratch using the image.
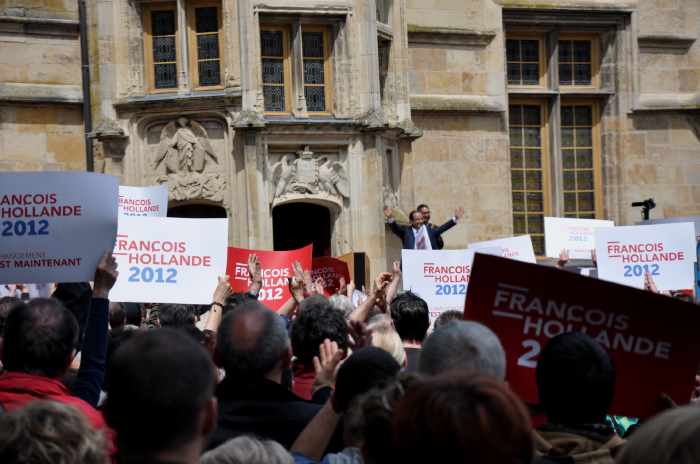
[595,223,696,292]
[312,256,350,295]
[109,217,228,304]
[227,244,313,310]
[402,249,474,323]
[0,172,118,284]
[118,185,168,217]
[465,253,700,418]
[468,235,537,263]
[545,217,614,259]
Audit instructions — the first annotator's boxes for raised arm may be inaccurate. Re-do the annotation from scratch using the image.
[291,339,345,461]
[247,254,263,298]
[204,275,232,333]
[71,251,118,407]
[385,261,402,307]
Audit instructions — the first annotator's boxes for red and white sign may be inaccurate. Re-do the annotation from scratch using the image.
[595,223,696,292]
[110,217,228,304]
[402,249,474,324]
[465,253,700,418]
[118,185,168,217]
[312,256,350,295]
[469,235,536,263]
[0,172,118,284]
[227,244,312,310]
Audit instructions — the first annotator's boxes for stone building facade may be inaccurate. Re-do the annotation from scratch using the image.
[1,0,699,272]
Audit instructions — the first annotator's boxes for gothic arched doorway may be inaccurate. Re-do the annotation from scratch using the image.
[168,203,227,218]
[273,203,331,257]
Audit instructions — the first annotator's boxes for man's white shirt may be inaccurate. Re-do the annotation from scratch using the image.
[412,225,433,250]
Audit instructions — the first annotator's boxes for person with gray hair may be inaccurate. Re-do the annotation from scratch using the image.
[615,404,700,464]
[328,294,355,319]
[201,436,293,464]
[208,300,325,451]
[418,320,506,380]
[0,400,108,464]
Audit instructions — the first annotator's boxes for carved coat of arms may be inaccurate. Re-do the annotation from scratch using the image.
[267,146,349,203]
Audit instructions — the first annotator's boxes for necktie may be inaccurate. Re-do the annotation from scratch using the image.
[416,231,426,249]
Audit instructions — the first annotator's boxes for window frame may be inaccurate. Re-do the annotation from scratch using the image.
[260,24,293,115]
[186,0,225,91]
[559,98,603,218]
[558,33,600,90]
[143,3,180,93]
[508,98,552,253]
[505,33,547,90]
[301,25,334,116]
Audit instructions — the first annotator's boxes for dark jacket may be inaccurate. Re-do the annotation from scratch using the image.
[388,219,456,250]
[209,377,324,450]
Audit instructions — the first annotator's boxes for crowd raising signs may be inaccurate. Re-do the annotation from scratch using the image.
[402,249,475,324]
[465,253,700,418]
[0,172,118,284]
[227,244,313,311]
[595,222,696,293]
[118,185,168,217]
[109,217,229,304]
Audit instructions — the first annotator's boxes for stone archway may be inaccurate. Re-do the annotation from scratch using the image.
[272,202,332,257]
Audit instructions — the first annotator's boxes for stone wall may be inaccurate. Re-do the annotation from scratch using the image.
[0,104,86,171]
[0,1,84,173]
[405,112,511,248]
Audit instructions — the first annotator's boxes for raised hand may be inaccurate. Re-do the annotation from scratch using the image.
[383,206,393,219]
[454,206,465,220]
[312,338,345,391]
[248,254,262,283]
[557,249,570,269]
[93,251,119,299]
[212,275,232,304]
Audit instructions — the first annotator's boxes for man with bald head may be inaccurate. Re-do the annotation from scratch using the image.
[208,300,324,450]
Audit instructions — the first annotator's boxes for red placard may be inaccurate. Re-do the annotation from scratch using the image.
[312,257,351,295]
[464,253,700,419]
[227,244,313,310]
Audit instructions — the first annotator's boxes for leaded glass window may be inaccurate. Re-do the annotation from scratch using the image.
[561,104,597,218]
[302,30,329,112]
[150,9,177,89]
[261,28,289,112]
[192,6,221,87]
[509,103,547,254]
[559,40,593,86]
[506,39,542,86]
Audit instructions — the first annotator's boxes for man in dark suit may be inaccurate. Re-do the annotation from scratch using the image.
[384,206,464,250]
[418,203,457,250]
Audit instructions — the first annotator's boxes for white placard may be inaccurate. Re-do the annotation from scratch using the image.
[595,223,696,292]
[118,185,168,217]
[109,217,229,304]
[639,216,700,241]
[468,235,537,263]
[402,249,474,324]
[545,217,615,259]
[0,172,118,284]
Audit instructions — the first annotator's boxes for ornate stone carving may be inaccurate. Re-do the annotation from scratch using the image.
[156,172,227,202]
[267,146,349,204]
[154,117,217,173]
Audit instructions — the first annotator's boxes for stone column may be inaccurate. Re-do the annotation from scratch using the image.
[177,0,189,90]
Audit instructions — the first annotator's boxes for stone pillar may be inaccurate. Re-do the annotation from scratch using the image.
[177,0,189,90]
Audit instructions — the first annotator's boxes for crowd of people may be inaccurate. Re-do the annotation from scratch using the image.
[0,246,699,464]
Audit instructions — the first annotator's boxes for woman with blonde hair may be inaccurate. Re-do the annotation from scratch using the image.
[367,315,406,368]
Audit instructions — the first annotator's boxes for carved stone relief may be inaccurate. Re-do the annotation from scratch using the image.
[143,116,228,203]
[266,146,349,206]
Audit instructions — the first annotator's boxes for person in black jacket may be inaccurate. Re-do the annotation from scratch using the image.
[416,203,464,250]
[384,206,464,250]
[208,300,326,450]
